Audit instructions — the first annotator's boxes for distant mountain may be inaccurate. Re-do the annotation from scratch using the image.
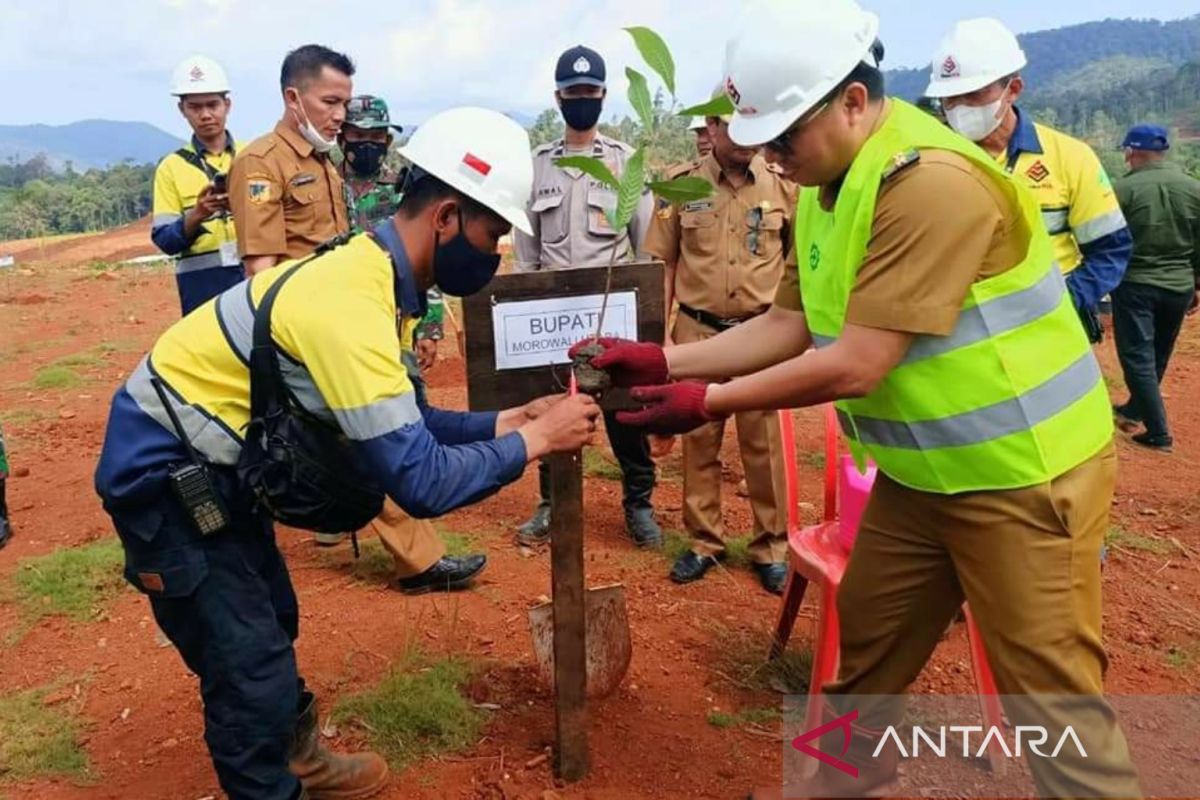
[886,15,1200,100]
[0,120,181,171]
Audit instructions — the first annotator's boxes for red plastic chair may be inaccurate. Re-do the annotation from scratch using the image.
[770,405,1007,775]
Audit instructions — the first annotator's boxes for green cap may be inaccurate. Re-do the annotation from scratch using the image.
[345,95,403,132]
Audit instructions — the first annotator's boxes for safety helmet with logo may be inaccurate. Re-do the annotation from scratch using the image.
[398,107,534,235]
[345,95,404,133]
[924,18,1027,99]
[170,55,230,96]
[723,0,880,147]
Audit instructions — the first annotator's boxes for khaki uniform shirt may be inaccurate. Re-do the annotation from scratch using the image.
[229,121,350,260]
[644,154,797,319]
[513,134,653,270]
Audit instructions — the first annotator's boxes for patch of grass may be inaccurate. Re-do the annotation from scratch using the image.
[723,535,753,569]
[52,351,104,369]
[660,530,752,569]
[0,408,48,426]
[31,365,81,390]
[707,706,781,729]
[0,685,89,782]
[86,260,120,273]
[1106,526,1175,556]
[12,538,125,623]
[438,529,479,558]
[710,625,814,695]
[662,529,692,563]
[333,655,482,769]
[583,447,623,481]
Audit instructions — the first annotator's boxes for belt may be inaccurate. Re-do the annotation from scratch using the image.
[678,303,757,332]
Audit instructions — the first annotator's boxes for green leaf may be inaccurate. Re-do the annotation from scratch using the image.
[553,156,618,189]
[626,67,655,133]
[612,148,646,231]
[624,26,675,97]
[647,177,714,205]
[678,94,735,120]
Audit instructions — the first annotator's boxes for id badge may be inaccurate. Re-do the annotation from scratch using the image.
[219,241,240,267]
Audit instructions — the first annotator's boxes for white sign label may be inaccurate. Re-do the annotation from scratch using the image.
[492,291,638,371]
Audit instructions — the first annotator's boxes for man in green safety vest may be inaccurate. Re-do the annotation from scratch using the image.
[574,1,1141,797]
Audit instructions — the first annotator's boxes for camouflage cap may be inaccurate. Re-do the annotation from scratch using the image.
[345,95,403,132]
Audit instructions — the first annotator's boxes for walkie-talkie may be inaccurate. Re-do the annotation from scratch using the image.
[150,377,231,537]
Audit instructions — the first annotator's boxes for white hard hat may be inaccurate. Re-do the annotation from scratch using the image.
[398,107,534,236]
[171,55,230,96]
[924,18,1027,99]
[688,116,707,131]
[724,0,880,147]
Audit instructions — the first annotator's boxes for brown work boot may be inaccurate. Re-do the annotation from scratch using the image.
[289,693,389,800]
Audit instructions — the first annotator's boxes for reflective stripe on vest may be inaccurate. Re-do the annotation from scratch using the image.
[837,351,1100,450]
[812,264,1067,365]
[125,355,243,465]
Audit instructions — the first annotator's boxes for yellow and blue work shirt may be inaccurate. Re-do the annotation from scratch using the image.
[999,108,1131,310]
[95,220,525,517]
[151,133,245,314]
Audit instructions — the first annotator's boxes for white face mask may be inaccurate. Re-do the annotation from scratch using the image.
[290,92,337,154]
[946,95,1007,142]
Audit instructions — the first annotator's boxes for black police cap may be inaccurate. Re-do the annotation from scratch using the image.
[555,45,606,90]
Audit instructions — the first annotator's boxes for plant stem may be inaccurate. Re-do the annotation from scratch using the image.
[591,236,621,343]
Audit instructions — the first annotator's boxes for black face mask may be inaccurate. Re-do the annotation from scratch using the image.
[560,97,603,131]
[344,141,388,178]
[432,209,501,297]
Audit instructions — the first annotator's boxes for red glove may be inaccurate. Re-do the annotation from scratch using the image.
[616,382,720,435]
[567,338,669,388]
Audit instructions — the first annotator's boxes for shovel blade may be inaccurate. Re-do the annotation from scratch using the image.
[529,583,631,699]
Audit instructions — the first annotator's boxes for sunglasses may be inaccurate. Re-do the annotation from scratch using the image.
[763,101,830,156]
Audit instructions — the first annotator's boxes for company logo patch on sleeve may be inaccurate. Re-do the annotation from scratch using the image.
[248,180,272,204]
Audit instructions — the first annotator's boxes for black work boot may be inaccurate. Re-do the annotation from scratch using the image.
[289,692,389,799]
[516,462,553,546]
[0,479,9,550]
[622,469,662,549]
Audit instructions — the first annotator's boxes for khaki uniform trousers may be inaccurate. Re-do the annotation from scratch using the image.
[826,443,1141,798]
[674,312,789,565]
[361,497,445,580]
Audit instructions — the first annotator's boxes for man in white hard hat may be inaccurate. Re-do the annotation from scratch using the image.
[153,56,243,315]
[572,1,1141,797]
[689,115,713,158]
[926,18,1132,345]
[95,106,601,800]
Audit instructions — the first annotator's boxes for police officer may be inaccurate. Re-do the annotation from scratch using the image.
[1111,124,1200,452]
[152,56,243,315]
[575,1,1140,797]
[642,91,794,594]
[229,44,353,275]
[513,45,659,548]
[337,94,482,592]
[94,107,600,800]
[925,18,1132,341]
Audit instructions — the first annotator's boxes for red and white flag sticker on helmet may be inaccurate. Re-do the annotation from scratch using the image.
[459,152,492,183]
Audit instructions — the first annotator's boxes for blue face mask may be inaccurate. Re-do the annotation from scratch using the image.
[432,209,500,297]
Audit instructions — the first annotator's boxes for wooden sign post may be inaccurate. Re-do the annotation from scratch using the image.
[463,262,664,781]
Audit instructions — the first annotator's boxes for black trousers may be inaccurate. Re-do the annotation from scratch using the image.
[1111,281,1193,438]
[107,471,303,800]
[538,411,655,509]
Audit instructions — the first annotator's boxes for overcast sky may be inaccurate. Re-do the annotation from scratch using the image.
[1,0,1195,139]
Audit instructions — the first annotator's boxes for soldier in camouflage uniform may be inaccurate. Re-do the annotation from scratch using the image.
[341,95,444,367]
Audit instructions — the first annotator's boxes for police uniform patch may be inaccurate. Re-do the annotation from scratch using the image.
[290,173,317,187]
[248,180,271,205]
[683,199,714,213]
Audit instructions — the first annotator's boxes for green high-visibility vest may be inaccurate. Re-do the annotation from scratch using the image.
[797,100,1112,494]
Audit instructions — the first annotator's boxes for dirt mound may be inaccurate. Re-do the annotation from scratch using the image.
[0,217,158,268]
